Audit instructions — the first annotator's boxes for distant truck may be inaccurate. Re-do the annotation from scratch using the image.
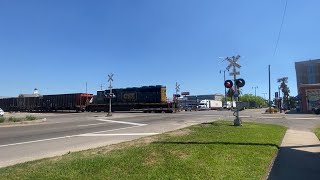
[198,100,222,110]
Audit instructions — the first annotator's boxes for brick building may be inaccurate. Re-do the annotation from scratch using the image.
[295,59,320,113]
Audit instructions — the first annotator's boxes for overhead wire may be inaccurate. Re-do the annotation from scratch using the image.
[273,0,288,56]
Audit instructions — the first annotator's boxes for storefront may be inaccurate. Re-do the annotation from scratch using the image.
[299,84,320,113]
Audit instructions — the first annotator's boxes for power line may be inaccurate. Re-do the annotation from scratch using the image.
[273,0,288,56]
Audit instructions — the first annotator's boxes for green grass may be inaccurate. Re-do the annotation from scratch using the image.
[315,128,320,140]
[0,121,286,180]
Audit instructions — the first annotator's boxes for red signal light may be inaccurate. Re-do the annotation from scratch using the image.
[224,80,233,88]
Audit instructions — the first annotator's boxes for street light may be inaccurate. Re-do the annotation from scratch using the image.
[252,86,258,96]
[262,93,267,99]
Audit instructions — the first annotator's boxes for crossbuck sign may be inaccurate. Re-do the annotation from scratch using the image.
[226,55,241,76]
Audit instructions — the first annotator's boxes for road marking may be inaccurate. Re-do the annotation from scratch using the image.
[78,123,107,127]
[96,119,147,126]
[0,125,141,148]
[257,117,284,119]
[77,133,159,137]
[287,117,320,120]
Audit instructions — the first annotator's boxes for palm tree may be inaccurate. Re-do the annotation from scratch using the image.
[277,77,290,109]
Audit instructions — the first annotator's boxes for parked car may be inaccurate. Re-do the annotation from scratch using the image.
[0,108,4,116]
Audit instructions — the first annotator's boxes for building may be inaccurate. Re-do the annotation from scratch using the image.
[299,84,320,113]
[295,59,320,90]
[295,59,320,113]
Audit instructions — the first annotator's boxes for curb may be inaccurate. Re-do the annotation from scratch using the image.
[0,118,47,127]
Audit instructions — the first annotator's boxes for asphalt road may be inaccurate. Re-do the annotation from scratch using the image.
[0,109,319,168]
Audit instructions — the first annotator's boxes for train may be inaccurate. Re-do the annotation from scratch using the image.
[0,85,175,113]
[87,85,174,113]
[0,93,93,112]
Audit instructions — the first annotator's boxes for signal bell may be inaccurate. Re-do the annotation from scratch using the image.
[236,78,245,88]
[224,80,233,88]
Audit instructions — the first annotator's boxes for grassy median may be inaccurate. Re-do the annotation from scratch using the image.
[315,128,320,140]
[0,121,286,180]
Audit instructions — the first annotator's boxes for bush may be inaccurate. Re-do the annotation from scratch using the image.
[26,115,37,121]
[265,108,279,113]
[0,117,5,123]
[8,117,22,122]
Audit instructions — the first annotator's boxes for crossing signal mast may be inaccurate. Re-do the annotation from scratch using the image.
[224,55,245,126]
[107,73,114,116]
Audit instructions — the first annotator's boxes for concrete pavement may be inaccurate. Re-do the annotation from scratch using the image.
[269,129,320,180]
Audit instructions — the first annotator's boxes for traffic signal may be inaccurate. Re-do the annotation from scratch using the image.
[224,80,233,88]
[236,78,245,88]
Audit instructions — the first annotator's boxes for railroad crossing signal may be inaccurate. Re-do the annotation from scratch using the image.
[224,80,233,88]
[175,82,180,93]
[223,55,242,126]
[226,55,241,70]
[108,73,114,89]
[236,78,245,88]
[108,73,114,82]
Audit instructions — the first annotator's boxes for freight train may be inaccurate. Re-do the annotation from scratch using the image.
[87,85,174,113]
[0,93,93,112]
[0,85,175,113]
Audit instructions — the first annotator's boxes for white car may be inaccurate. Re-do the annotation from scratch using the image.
[0,108,4,116]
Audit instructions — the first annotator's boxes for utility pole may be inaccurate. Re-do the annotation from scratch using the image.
[225,55,241,126]
[107,73,114,116]
[268,65,271,114]
[175,82,180,113]
[252,86,258,96]
[100,84,103,90]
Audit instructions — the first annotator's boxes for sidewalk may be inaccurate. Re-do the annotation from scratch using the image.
[268,129,320,180]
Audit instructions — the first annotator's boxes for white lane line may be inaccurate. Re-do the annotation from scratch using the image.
[287,117,320,120]
[257,117,284,119]
[96,119,147,126]
[78,123,107,127]
[0,125,141,148]
[77,133,159,137]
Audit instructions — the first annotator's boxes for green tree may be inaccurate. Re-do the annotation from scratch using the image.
[239,94,267,107]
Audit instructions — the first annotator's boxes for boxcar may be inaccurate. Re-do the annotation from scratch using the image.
[42,93,93,112]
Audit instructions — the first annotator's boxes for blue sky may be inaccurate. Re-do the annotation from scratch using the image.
[0,0,319,99]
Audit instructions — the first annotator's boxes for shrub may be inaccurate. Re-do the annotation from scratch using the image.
[8,117,22,122]
[265,108,279,113]
[0,117,5,123]
[26,115,37,121]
